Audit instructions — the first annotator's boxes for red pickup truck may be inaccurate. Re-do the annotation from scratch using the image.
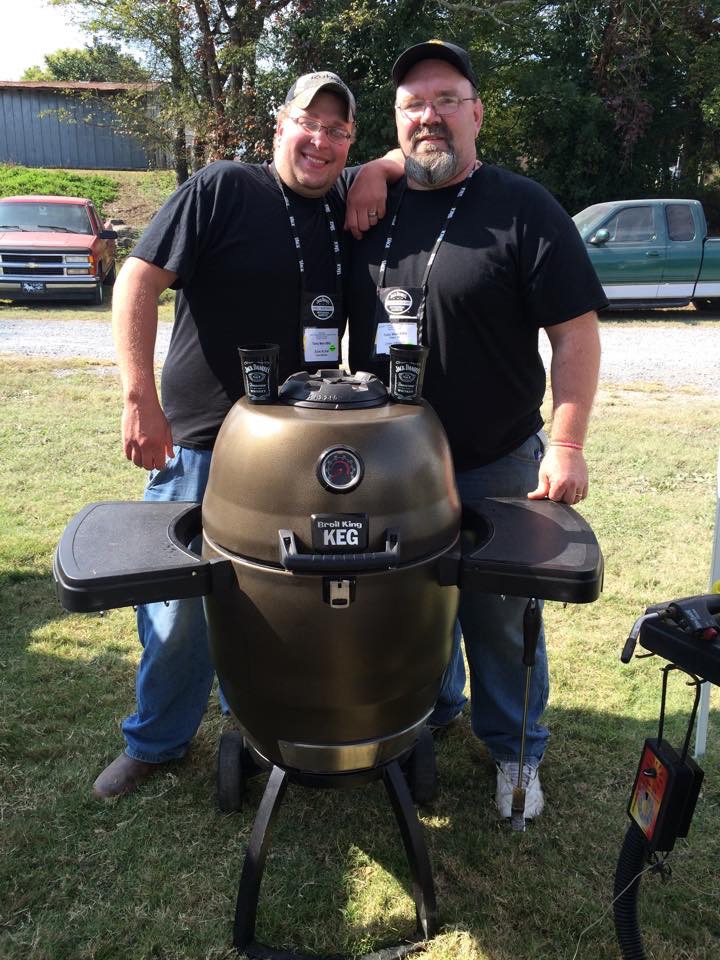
[0,195,117,305]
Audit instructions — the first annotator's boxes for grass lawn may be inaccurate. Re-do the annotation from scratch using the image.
[1,358,719,959]
[0,290,175,323]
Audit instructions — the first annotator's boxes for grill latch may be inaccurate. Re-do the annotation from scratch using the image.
[323,577,356,608]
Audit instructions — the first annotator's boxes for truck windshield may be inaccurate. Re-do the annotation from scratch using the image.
[572,203,616,236]
[0,201,92,235]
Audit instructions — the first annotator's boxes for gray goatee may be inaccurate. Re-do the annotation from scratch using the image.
[405,125,460,187]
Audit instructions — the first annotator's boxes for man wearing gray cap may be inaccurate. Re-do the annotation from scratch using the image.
[349,41,606,821]
[95,71,397,799]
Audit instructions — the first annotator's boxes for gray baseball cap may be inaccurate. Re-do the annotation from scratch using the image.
[284,72,356,122]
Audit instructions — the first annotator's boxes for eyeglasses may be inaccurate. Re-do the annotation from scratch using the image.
[395,96,477,120]
[290,114,354,145]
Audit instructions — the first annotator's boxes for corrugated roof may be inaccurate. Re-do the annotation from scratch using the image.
[0,81,159,92]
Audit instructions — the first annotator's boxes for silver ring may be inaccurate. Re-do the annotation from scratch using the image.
[368,210,378,218]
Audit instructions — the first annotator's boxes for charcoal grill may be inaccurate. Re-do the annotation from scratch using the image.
[54,367,603,959]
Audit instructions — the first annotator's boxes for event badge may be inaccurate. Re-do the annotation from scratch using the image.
[302,292,341,363]
[373,287,421,358]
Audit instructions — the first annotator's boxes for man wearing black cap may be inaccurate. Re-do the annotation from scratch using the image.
[94,72,398,799]
[348,41,606,821]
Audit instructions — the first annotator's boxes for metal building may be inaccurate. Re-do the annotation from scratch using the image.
[0,81,168,170]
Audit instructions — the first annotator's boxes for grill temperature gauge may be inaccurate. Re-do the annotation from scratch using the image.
[318,447,363,492]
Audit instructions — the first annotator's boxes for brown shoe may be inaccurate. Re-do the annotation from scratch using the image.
[92,752,166,799]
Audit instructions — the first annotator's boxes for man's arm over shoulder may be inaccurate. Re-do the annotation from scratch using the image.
[344,150,406,238]
[528,311,601,504]
[112,256,177,470]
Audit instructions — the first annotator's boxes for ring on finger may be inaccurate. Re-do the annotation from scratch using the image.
[368,210,378,218]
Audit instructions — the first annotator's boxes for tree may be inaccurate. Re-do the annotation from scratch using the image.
[21,40,149,83]
[50,0,297,181]
[261,0,446,163]
[437,0,720,211]
[47,0,720,208]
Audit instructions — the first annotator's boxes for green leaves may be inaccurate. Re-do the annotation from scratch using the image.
[21,40,149,84]
[40,0,720,211]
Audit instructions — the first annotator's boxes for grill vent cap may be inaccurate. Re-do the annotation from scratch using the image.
[279,370,388,409]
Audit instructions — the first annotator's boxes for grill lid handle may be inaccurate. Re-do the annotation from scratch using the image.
[278,528,400,572]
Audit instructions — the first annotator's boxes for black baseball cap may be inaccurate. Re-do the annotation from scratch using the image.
[391,40,478,89]
[284,72,356,122]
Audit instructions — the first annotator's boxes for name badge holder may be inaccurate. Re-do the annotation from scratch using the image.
[272,166,343,365]
[372,167,478,359]
[301,291,342,364]
[374,286,421,358]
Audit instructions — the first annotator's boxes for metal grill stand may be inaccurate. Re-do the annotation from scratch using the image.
[232,758,437,960]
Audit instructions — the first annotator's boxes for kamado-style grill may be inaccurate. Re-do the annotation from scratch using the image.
[54,359,603,959]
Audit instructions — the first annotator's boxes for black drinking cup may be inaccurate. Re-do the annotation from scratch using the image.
[238,342,280,403]
[389,343,429,403]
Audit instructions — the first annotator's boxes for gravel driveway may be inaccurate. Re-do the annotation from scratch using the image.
[1,318,718,393]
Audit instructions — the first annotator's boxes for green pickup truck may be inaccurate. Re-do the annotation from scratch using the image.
[572,198,720,309]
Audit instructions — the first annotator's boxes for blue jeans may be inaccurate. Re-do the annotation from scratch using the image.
[428,433,549,765]
[122,446,217,763]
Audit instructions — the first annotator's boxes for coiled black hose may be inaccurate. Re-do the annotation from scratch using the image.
[613,822,650,959]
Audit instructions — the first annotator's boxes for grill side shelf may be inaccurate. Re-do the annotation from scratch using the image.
[459,497,604,603]
[53,501,219,612]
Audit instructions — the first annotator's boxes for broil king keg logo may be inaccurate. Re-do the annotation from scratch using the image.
[311,513,369,550]
[243,360,271,395]
[383,288,413,316]
[311,295,335,320]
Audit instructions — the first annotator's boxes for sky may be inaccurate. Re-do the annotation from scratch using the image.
[0,0,95,81]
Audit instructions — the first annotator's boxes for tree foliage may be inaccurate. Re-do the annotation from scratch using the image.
[50,0,720,212]
[51,0,296,181]
[260,0,720,212]
[21,40,149,83]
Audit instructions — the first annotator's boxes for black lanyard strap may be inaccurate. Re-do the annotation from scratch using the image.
[377,164,478,343]
[272,166,342,293]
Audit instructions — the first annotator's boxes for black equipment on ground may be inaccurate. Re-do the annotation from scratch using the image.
[614,593,720,960]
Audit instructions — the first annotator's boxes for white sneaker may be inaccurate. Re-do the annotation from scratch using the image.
[495,761,545,819]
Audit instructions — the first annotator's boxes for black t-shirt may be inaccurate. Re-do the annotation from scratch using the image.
[348,163,608,470]
[132,160,352,449]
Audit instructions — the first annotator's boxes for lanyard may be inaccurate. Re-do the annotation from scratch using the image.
[377,164,478,343]
[271,165,342,294]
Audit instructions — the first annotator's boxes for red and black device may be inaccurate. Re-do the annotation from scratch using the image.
[628,739,703,855]
[614,593,720,959]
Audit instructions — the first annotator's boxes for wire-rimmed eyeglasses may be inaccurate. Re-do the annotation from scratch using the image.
[290,114,354,145]
[395,96,477,120]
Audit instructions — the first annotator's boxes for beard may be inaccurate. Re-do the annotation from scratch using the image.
[404,123,460,187]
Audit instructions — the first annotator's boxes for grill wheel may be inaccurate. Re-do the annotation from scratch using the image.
[404,726,438,806]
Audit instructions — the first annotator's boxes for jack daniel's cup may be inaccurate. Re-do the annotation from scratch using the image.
[389,343,429,404]
[238,342,280,403]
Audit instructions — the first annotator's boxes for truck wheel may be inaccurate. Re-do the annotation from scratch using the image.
[93,280,104,306]
[103,262,116,286]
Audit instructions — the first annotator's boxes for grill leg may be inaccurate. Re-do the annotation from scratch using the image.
[233,764,289,950]
[383,760,438,940]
